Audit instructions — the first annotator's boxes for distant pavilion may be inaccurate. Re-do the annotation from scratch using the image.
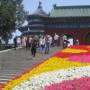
[20,2,90,44]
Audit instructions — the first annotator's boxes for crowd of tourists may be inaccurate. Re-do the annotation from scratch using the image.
[13,33,79,58]
[13,33,60,58]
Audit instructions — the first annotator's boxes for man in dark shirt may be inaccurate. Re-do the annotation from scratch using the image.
[31,39,37,57]
[13,36,17,50]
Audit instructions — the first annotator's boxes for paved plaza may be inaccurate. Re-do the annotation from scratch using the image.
[0,46,62,84]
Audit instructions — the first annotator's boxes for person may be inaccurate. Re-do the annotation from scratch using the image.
[45,35,50,54]
[28,36,32,48]
[39,36,45,54]
[13,36,17,50]
[26,36,30,49]
[49,35,53,47]
[75,39,79,45]
[54,33,59,46]
[63,39,70,48]
[21,36,27,47]
[31,38,37,58]
[17,37,21,47]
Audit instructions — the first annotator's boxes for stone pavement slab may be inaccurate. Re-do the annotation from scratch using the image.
[0,46,62,84]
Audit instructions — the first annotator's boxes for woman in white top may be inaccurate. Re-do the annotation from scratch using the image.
[39,36,45,53]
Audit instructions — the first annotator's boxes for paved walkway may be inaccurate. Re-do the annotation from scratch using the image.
[0,46,62,84]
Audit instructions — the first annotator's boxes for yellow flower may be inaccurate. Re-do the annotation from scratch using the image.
[62,48,88,53]
[3,57,90,90]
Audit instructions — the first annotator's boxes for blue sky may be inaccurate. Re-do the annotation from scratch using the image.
[22,0,90,14]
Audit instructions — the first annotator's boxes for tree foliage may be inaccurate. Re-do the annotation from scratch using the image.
[0,0,28,43]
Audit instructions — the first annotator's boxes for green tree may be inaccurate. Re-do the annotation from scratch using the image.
[0,0,28,44]
[15,0,28,28]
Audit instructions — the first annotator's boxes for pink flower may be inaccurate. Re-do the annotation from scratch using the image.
[68,55,90,63]
[44,77,90,90]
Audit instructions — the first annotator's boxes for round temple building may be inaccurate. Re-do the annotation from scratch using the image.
[20,2,90,45]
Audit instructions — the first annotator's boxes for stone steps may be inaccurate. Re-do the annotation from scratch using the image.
[0,47,62,86]
[0,69,27,85]
[0,70,19,84]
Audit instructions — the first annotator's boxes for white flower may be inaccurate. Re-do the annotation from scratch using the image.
[12,66,90,90]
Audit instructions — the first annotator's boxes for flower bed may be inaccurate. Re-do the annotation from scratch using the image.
[44,77,90,90]
[2,45,90,90]
[0,84,4,89]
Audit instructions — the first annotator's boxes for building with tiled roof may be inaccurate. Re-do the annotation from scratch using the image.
[20,2,90,44]
[50,5,90,17]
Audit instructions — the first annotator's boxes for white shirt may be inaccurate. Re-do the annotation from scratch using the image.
[54,34,59,40]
